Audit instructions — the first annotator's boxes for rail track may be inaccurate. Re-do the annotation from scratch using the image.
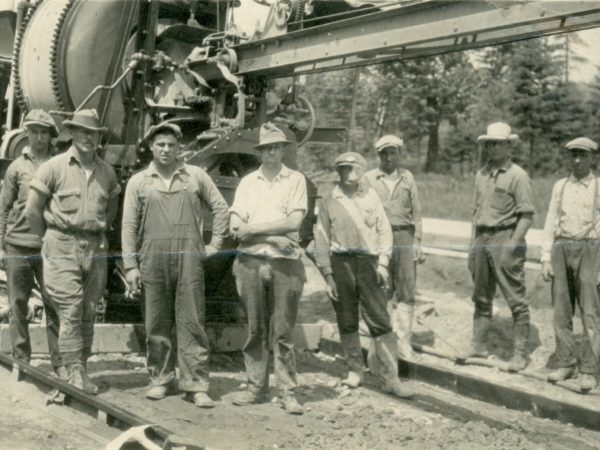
[3,327,600,449]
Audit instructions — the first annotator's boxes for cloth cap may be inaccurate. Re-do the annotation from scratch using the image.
[254,122,291,149]
[62,109,108,133]
[375,134,404,152]
[143,122,183,143]
[334,151,367,168]
[477,122,518,142]
[565,137,598,152]
[23,109,59,136]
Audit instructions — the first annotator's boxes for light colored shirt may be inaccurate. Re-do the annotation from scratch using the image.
[363,167,422,240]
[314,183,392,277]
[29,146,121,234]
[541,173,600,262]
[473,161,535,228]
[121,162,230,270]
[0,147,51,249]
[230,164,307,259]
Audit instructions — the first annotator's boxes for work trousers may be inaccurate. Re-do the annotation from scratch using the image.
[469,228,530,325]
[331,253,392,338]
[390,228,416,306]
[42,229,107,365]
[234,254,305,394]
[141,238,210,392]
[551,239,600,373]
[7,243,61,367]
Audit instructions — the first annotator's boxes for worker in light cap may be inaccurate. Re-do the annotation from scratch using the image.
[122,122,230,407]
[0,109,65,378]
[467,122,535,372]
[541,137,600,392]
[364,134,423,361]
[314,151,415,398]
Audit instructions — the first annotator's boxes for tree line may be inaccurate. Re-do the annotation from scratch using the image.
[298,35,600,177]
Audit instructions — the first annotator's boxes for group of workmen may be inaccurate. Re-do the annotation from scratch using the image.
[0,108,598,418]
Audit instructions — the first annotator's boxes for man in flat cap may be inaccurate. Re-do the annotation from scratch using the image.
[314,151,414,398]
[229,122,307,414]
[364,134,423,360]
[122,122,229,407]
[541,137,600,391]
[26,109,120,393]
[0,109,65,377]
[467,122,535,371]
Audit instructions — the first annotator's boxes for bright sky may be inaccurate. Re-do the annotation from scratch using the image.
[232,2,600,83]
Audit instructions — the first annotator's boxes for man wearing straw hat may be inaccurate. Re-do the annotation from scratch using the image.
[467,122,535,372]
[229,122,307,415]
[541,137,600,392]
[0,109,66,378]
[122,122,229,408]
[25,109,120,394]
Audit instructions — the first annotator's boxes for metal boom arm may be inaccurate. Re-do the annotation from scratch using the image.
[233,1,600,78]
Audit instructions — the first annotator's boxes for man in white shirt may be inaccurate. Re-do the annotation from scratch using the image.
[541,137,600,392]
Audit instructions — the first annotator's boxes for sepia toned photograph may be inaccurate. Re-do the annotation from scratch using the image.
[1,0,600,448]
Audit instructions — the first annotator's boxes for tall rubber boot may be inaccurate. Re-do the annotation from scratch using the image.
[462,316,491,359]
[508,323,530,372]
[340,332,365,388]
[394,303,419,361]
[374,332,415,399]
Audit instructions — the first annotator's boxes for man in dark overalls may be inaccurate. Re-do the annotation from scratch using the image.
[122,122,229,407]
[0,109,65,377]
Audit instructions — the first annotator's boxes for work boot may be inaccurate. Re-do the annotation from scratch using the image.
[231,390,268,406]
[67,363,99,395]
[374,332,415,399]
[53,365,69,381]
[462,316,491,359]
[547,366,576,382]
[580,374,597,392]
[280,393,304,415]
[185,392,216,408]
[394,303,419,361]
[145,383,175,400]
[340,332,365,388]
[508,323,530,372]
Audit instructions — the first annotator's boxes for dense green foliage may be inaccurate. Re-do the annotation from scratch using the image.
[297,36,599,178]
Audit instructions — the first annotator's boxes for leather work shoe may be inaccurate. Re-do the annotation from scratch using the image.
[231,390,268,406]
[145,384,174,400]
[341,371,363,388]
[547,366,576,382]
[507,353,529,372]
[280,394,304,415]
[185,392,216,408]
[68,363,99,395]
[580,374,597,392]
[383,379,415,399]
[53,365,69,381]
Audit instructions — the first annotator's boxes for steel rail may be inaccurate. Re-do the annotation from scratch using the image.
[0,353,176,445]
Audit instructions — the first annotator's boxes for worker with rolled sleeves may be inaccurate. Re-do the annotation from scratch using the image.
[314,151,415,398]
[541,137,600,392]
[467,122,535,372]
[229,122,307,415]
[364,134,423,360]
[0,110,65,378]
[122,122,229,408]
[25,109,120,394]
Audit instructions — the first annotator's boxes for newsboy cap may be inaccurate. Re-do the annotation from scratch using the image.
[334,151,367,168]
[375,134,404,152]
[565,137,598,152]
[23,109,59,137]
[143,122,183,143]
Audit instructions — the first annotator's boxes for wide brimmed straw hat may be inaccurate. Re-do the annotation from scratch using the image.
[254,122,291,149]
[477,122,519,142]
[62,109,108,133]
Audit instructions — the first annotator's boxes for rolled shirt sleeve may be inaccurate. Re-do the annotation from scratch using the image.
[513,171,535,215]
[287,173,308,217]
[121,175,143,270]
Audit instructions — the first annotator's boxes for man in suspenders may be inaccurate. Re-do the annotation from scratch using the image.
[541,137,600,392]
[122,122,229,407]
